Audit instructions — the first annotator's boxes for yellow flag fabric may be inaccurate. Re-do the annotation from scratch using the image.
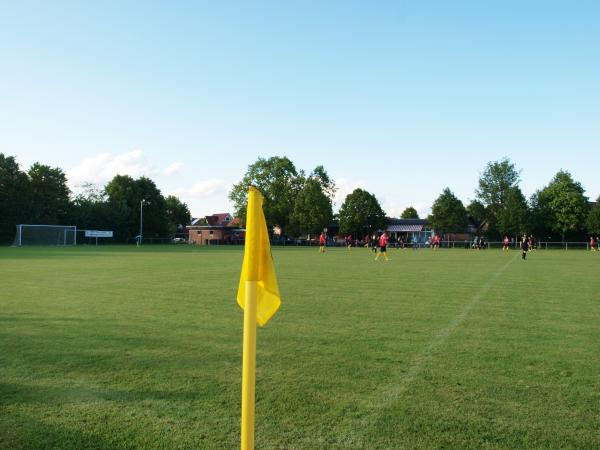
[237,186,281,326]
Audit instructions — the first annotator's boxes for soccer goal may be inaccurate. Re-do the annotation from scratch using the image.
[13,224,77,246]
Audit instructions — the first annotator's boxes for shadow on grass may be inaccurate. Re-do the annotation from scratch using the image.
[0,411,124,450]
[0,312,241,406]
[0,244,244,259]
[0,313,82,324]
[0,380,232,405]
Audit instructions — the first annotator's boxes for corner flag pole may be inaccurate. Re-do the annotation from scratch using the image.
[241,280,257,450]
[238,187,281,450]
[241,188,259,450]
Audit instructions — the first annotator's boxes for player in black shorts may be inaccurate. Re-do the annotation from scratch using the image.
[521,236,529,260]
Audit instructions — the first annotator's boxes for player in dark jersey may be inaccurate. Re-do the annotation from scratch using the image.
[521,236,529,260]
[371,233,378,253]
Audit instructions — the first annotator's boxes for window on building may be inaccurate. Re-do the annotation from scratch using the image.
[209,230,214,235]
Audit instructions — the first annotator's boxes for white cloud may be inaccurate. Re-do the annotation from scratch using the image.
[67,150,185,190]
[67,149,154,187]
[333,178,366,209]
[382,200,431,219]
[414,202,432,219]
[170,179,227,198]
[384,205,405,218]
[164,162,184,176]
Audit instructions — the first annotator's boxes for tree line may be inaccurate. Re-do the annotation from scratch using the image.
[228,156,392,239]
[231,156,600,242]
[2,153,599,245]
[0,153,191,244]
[429,158,599,241]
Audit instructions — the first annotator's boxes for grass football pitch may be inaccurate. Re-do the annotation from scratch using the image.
[1,245,599,449]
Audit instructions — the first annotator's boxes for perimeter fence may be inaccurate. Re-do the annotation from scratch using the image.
[430,240,594,251]
[128,238,596,251]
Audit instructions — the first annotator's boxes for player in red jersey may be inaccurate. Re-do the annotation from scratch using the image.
[591,236,597,252]
[503,236,510,251]
[346,234,352,249]
[375,231,389,261]
[319,231,326,253]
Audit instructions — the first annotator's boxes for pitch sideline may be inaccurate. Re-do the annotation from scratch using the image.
[346,252,521,445]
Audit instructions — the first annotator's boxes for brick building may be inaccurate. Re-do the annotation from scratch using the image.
[187,213,244,245]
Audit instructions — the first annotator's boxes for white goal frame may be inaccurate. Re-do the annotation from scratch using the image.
[14,224,77,246]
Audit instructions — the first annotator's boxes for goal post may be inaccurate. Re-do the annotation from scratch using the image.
[13,224,77,246]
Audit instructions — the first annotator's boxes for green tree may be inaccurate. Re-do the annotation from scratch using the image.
[528,191,550,239]
[338,188,387,237]
[70,183,115,234]
[535,170,589,241]
[310,165,336,201]
[134,177,168,240]
[105,175,169,241]
[586,197,600,235]
[429,188,468,234]
[0,154,30,243]
[400,206,419,219]
[105,175,137,241]
[229,156,304,236]
[290,177,333,237]
[476,158,521,236]
[27,163,71,224]
[466,200,487,225]
[497,186,528,238]
[165,195,192,234]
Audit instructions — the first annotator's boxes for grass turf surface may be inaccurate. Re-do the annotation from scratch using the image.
[1,245,599,449]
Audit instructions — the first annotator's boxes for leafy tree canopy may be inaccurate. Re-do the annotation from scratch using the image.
[497,186,528,237]
[0,154,191,244]
[476,158,521,208]
[229,156,301,234]
[401,206,419,219]
[338,188,387,237]
[0,154,30,243]
[290,177,333,237]
[466,200,487,225]
[310,165,336,201]
[165,195,192,234]
[105,175,168,240]
[586,196,600,235]
[229,156,335,237]
[534,170,589,240]
[27,163,71,224]
[429,188,468,234]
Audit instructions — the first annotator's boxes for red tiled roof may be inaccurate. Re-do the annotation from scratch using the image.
[205,213,232,226]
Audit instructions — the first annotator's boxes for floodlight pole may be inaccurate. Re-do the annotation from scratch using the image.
[139,199,144,246]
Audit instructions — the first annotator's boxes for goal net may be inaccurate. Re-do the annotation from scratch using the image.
[13,225,77,246]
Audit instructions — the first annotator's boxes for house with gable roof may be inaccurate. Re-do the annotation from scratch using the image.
[187,213,244,245]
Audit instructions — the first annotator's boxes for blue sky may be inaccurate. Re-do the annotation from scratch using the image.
[1,1,598,217]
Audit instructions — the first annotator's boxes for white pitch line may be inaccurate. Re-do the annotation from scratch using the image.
[353,252,519,439]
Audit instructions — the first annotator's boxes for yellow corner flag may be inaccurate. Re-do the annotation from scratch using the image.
[237,186,281,326]
[237,186,281,450]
